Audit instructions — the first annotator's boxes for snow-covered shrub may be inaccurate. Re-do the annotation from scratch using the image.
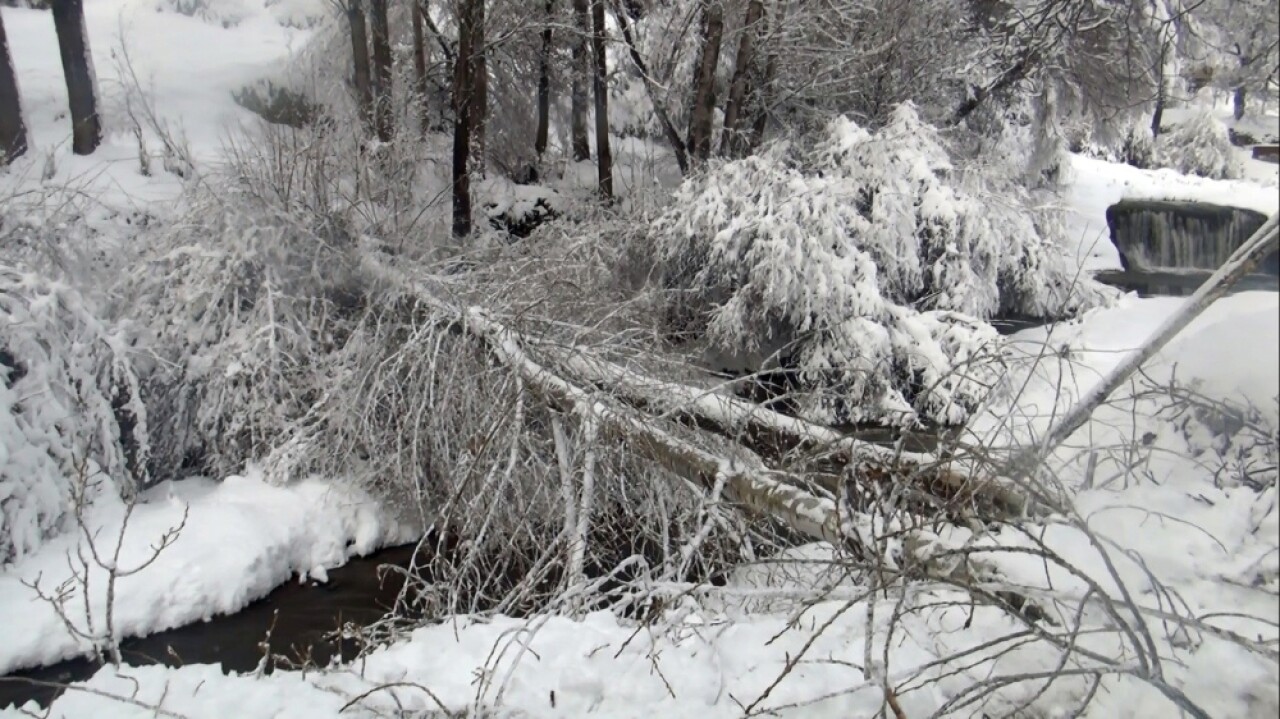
[653,105,1104,425]
[127,182,368,482]
[1,266,148,564]
[156,0,253,28]
[1155,104,1243,179]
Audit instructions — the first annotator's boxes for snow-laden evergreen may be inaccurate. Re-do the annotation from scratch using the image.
[1156,102,1244,179]
[654,105,1107,425]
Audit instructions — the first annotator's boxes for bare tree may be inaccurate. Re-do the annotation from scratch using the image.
[591,0,612,198]
[687,0,724,163]
[571,0,591,161]
[720,0,763,158]
[535,0,555,158]
[51,0,100,155]
[369,0,393,142]
[470,0,488,175]
[453,0,478,237]
[412,0,430,136]
[0,9,27,164]
[347,0,374,133]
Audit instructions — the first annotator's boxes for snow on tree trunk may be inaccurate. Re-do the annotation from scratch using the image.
[0,10,27,164]
[51,0,101,156]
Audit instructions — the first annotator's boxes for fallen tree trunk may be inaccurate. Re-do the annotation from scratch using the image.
[541,346,1031,519]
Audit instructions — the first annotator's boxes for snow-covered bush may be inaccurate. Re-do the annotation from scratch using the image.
[156,0,253,28]
[1155,104,1243,179]
[127,185,368,482]
[1,265,148,564]
[653,105,1105,425]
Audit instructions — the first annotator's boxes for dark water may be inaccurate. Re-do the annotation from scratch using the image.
[0,542,421,710]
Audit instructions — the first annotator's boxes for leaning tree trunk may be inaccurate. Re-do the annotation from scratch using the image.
[570,0,591,161]
[348,0,374,134]
[611,0,688,174]
[469,0,487,176]
[369,0,394,142]
[0,10,28,164]
[1031,214,1280,464]
[51,0,100,156]
[534,0,554,158]
[452,0,477,237]
[687,0,724,164]
[719,0,762,158]
[590,0,612,199]
[412,0,430,136]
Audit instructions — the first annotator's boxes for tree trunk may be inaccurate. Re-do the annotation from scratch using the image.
[535,0,554,158]
[687,0,724,164]
[51,0,100,156]
[412,0,430,137]
[570,0,591,161]
[470,0,487,176]
[0,10,28,164]
[1150,38,1167,139]
[1233,84,1247,121]
[747,37,775,151]
[452,0,476,238]
[590,0,613,199]
[611,0,688,174]
[719,0,762,158]
[348,0,374,134]
[369,0,393,142]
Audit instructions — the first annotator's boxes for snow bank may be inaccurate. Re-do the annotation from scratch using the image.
[0,470,414,676]
[1065,154,1279,271]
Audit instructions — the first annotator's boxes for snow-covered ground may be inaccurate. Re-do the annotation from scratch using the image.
[2,1,1278,717]
[1065,154,1279,271]
[0,470,412,676]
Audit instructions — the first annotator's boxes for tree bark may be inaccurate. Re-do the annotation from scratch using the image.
[1233,84,1247,121]
[51,0,100,156]
[0,10,28,164]
[611,0,688,174]
[348,0,374,134]
[369,0,393,142]
[590,0,613,199]
[412,0,430,137]
[687,0,724,164]
[719,0,762,158]
[570,0,591,161]
[535,0,554,158]
[452,0,476,237]
[470,0,487,175]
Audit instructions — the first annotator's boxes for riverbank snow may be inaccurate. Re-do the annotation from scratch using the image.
[0,470,414,677]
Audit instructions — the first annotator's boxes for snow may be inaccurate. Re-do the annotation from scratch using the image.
[0,0,315,208]
[0,469,414,676]
[1065,154,1279,271]
[2,2,1277,717]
